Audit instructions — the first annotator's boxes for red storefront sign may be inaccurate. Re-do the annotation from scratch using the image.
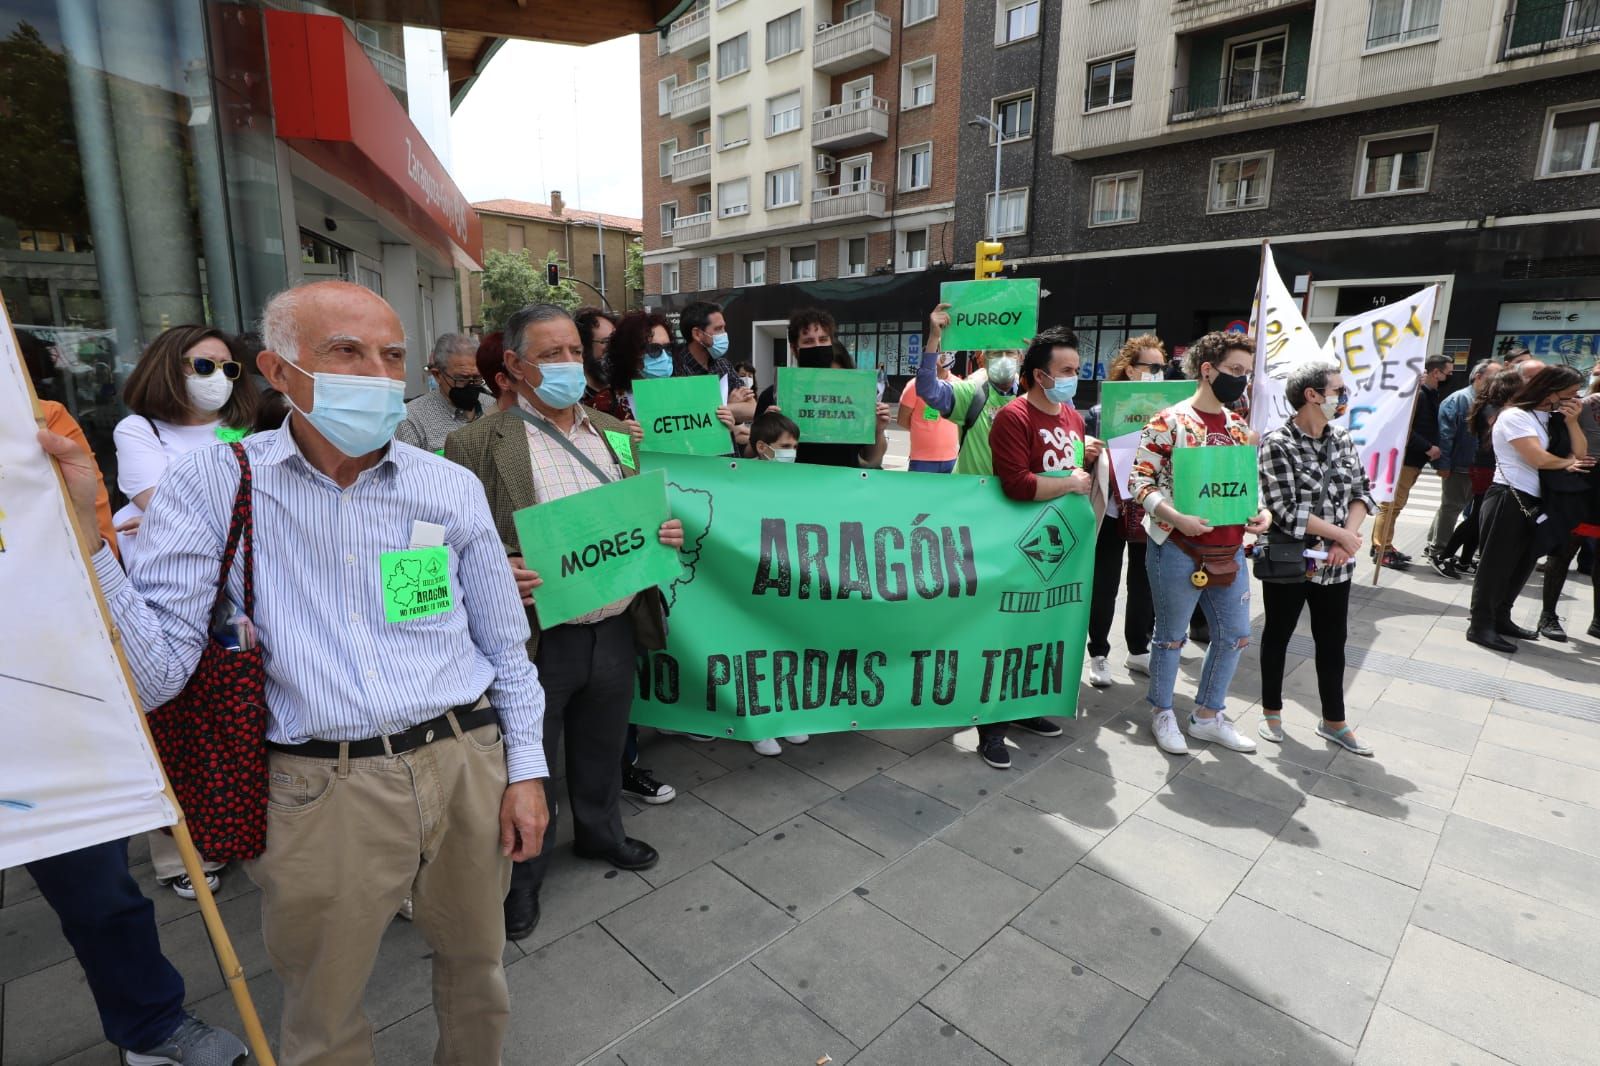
[264,11,484,268]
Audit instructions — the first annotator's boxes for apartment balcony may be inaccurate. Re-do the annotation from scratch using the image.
[812,96,889,150]
[813,11,892,75]
[1170,0,1313,33]
[670,144,711,184]
[1170,59,1309,123]
[811,179,887,223]
[667,4,710,56]
[1502,0,1600,59]
[360,41,407,96]
[672,211,711,246]
[670,76,710,122]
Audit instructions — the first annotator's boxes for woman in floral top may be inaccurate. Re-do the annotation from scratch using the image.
[1128,331,1270,756]
[1257,359,1376,755]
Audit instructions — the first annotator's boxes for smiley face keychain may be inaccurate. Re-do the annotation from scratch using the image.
[1190,569,1209,588]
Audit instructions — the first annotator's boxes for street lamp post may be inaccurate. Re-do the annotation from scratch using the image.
[968,115,1003,241]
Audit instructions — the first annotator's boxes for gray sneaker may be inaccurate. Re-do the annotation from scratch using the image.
[125,1015,248,1066]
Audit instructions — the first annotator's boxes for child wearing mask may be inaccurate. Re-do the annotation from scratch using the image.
[745,411,810,753]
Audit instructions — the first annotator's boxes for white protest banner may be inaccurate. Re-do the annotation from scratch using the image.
[1249,242,1322,440]
[0,301,176,869]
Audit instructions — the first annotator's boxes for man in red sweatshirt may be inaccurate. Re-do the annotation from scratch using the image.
[981,325,1103,769]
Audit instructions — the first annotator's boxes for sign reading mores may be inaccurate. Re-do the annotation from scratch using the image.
[631,456,1094,739]
[939,278,1040,351]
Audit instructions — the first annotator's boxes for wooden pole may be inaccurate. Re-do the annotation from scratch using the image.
[15,314,277,1066]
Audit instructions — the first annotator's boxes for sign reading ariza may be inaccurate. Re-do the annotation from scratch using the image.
[631,456,1094,740]
[1171,445,1260,526]
[939,278,1040,351]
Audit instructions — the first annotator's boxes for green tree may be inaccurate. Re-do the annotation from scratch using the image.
[624,238,644,307]
[478,248,579,331]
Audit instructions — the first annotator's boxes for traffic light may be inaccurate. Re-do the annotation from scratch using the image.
[974,240,1005,281]
[546,261,560,287]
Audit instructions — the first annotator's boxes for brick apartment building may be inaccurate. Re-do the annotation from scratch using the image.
[463,193,644,328]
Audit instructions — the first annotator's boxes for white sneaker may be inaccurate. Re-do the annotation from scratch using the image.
[1087,656,1113,688]
[1124,652,1152,677]
[1150,709,1190,755]
[397,896,414,921]
[752,738,782,756]
[783,734,810,744]
[169,872,219,901]
[1187,711,1257,752]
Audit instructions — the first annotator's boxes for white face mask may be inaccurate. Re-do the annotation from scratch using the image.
[763,445,797,463]
[186,370,234,413]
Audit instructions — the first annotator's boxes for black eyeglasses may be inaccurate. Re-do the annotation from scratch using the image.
[437,370,486,388]
[188,356,241,380]
[1134,361,1165,372]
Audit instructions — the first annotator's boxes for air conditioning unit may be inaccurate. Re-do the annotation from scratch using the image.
[817,21,833,31]
[814,154,836,174]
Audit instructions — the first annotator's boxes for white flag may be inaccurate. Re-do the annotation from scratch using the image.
[1249,243,1321,439]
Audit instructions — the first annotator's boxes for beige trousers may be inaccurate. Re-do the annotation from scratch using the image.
[147,829,225,882]
[1371,464,1423,551]
[245,720,512,1066]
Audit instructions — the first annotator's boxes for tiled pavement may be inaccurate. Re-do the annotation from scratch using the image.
[6,473,1600,1065]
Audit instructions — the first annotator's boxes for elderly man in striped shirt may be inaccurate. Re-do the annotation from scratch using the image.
[40,280,548,1066]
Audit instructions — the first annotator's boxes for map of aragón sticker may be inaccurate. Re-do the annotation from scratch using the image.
[381,546,454,623]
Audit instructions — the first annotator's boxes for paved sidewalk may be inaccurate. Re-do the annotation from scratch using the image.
[6,473,1600,1065]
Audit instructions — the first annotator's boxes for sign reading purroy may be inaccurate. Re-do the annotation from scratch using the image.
[265,10,484,268]
[938,278,1040,351]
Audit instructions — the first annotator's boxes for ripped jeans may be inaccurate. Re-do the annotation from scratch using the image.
[1144,537,1251,715]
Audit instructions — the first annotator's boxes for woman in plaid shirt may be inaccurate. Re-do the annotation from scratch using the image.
[1257,360,1377,755]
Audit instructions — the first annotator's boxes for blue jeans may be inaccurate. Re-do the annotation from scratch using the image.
[1144,537,1251,715]
[908,458,957,473]
[26,837,186,1052]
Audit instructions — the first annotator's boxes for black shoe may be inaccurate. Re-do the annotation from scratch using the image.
[574,836,659,871]
[504,886,540,942]
[1393,549,1413,564]
[1010,716,1063,737]
[977,734,1011,769]
[1538,614,1568,642]
[1455,557,1477,576]
[1497,620,1538,641]
[622,765,677,805]
[1377,549,1410,571]
[1467,629,1517,653]
[1588,620,1600,640]
[1428,554,1459,580]
[1189,623,1211,645]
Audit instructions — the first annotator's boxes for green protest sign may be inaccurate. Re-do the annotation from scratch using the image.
[1098,380,1194,440]
[632,456,1094,740]
[777,368,877,445]
[634,376,730,456]
[512,469,680,627]
[939,278,1040,351]
[380,547,453,623]
[604,430,637,470]
[1171,445,1260,526]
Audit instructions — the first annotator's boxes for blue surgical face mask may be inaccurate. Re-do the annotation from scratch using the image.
[531,360,587,409]
[643,347,675,379]
[708,332,730,358]
[285,362,406,458]
[1043,373,1079,405]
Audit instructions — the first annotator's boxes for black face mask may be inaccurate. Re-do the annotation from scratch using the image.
[448,384,484,412]
[1209,369,1248,405]
[796,344,834,369]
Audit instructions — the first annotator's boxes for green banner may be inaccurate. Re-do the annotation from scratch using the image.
[777,368,877,445]
[512,469,681,627]
[632,456,1094,740]
[939,278,1040,351]
[1171,445,1260,526]
[1098,380,1194,440]
[634,376,730,456]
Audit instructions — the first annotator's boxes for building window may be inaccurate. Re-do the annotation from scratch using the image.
[766,10,803,60]
[593,254,605,285]
[1086,53,1135,111]
[844,0,875,19]
[1366,0,1441,49]
[663,260,680,295]
[659,139,677,177]
[997,0,1040,44]
[1209,151,1274,212]
[993,92,1034,141]
[719,178,751,217]
[986,188,1029,237]
[900,229,928,271]
[699,255,718,288]
[742,251,766,286]
[788,244,817,282]
[506,224,525,252]
[657,31,670,56]
[697,191,713,214]
[902,57,936,110]
[1225,31,1289,104]
[659,202,678,235]
[717,33,749,79]
[1089,172,1141,226]
[905,0,937,25]
[844,236,869,276]
[1355,129,1435,196]
[719,108,750,150]
[767,166,801,208]
[1541,103,1600,177]
[898,143,932,191]
[767,91,802,136]
[658,75,677,116]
